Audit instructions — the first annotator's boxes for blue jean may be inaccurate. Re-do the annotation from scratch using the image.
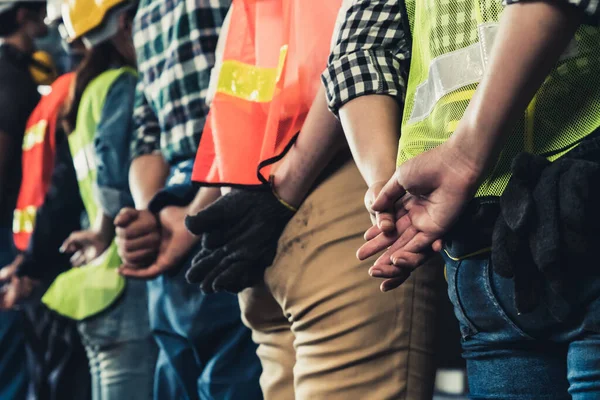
[442,246,600,400]
[147,160,262,400]
[0,228,28,400]
[78,279,157,400]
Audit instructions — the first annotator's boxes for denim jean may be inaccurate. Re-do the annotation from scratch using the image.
[0,227,28,400]
[147,160,262,400]
[442,245,600,400]
[78,279,157,400]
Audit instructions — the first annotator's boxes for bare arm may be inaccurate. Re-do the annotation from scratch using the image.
[451,0,582,178]
[272,86,346,208]
[338,95,400,187]
[128,153,170,209]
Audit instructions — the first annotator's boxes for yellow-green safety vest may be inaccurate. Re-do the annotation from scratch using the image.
[42,67,137,321]
[400,0,600,197]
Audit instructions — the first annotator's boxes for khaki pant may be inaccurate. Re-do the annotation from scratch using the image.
[239,161,441,400]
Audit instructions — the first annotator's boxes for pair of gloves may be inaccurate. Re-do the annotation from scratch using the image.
[185,188,296,294]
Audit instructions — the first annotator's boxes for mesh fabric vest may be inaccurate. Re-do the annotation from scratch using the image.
[400,0,600,197]
[42,67,136,321]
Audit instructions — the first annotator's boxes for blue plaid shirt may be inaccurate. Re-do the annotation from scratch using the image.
[131,0,231,165]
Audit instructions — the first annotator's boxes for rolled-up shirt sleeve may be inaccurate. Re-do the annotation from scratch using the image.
[322,0,411,115]
[505,0,600,24]
[130,76,161,160]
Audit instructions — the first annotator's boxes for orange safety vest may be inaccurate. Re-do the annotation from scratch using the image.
[13,73,75,251]
[192,0,341,186]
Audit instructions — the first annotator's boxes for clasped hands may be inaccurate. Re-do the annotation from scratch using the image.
[359,140,482,292]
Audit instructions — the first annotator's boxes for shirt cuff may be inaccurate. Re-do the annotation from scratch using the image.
[322,49,407,116]
[130,140,162,161]
[98,186,135,219]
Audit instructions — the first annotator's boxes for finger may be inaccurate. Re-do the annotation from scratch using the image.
[116,232,160,254]
[211,260,256,294]
[114,208,138,228]
[0,267,13,282]
[358,214,415,261]
[373,248,395,267]
[356,232,399,261]
[402,231,438,255]
[70,251,86,268]
[432,239,443,253]
[369,263,410,279]
[60,232,85,254]
[381,275,411,292]
[389,250,430,270]
[115,219,157,240]
[118,263,166,279]
[364,224,382,241]
[389,221,419,252]
[119,262,149,270]
[185,248,228,284]
[120,248,158,265]
[199,255,239,294]
[185,200,229,235]
[375,210,395,233]
[371,172,407,213]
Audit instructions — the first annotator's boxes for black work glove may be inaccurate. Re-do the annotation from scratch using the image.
[185,188,296,294]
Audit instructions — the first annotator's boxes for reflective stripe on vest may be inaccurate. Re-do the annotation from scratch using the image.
[400,0,600,197]
[42,67,135,321]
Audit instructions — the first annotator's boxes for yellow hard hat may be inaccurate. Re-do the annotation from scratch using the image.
[29,50,58,85]
[61,0,131,45]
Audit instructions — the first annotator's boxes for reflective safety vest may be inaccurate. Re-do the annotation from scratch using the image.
[42,67,136,321]
[400,0,600,197]
[192,0,342,186]
[13,73,75,252]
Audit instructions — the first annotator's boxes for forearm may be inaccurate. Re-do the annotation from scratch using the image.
[273,86,346,207]
[129,154,170,209]
[338,95,401,186]
[93,213,116,245]
[187,186,222,215]
[454,1,582,177]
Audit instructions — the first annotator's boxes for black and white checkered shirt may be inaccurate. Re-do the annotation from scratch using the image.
[322,0,600,116]
[322,0,411,116]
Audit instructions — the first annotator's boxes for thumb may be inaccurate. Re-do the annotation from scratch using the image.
[371,171,407,213]
[60,231,88,254]
[114,207,139,228]
[185,199,228,236]
[119,258,170,280]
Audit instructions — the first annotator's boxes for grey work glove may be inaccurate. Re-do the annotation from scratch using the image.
[185,188,296,294]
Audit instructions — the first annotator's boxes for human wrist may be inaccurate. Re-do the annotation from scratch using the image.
[271,168,305,210]
[271,155,311,210]
[445,125,492,191]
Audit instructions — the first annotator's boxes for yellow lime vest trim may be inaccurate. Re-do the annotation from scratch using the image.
[216,45,288,103]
